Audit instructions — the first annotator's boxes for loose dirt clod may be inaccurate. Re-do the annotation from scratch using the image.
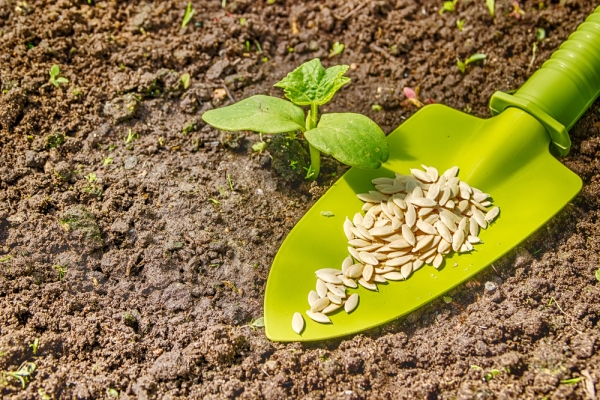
[298,166,500,332]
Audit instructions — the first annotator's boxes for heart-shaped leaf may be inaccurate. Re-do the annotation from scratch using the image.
[274,58,350,106]
[201,95,306,134]
[304,113,389,169]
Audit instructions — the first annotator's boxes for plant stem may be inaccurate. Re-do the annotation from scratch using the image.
[306,103,321,179]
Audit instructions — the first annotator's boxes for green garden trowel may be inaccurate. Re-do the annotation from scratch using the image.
[264,7,600,342]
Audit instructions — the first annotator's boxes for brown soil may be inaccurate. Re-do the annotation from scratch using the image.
[1,0,599,398]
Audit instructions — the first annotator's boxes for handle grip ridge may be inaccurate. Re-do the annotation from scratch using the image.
[490,6,600,156]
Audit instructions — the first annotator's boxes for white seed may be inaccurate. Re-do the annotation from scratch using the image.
[366,204,382,216]
[458,183,471,200]
[344,218,354,240]
[362,214,375,229]
[427,183,440,200]
[471,199,488,212]
[369,226,395,237]
[467,235,481,244]
[452,229,465,252]
[341,276,358,288]
[469,217,479,237]
[471,207,488,229]
[357,193,381,203]
[316,272,343,284]
[308,290,320,307]
[311,296,330,312]
[362,264,374,281]
[473,191,489,203]
[400,262,413,279]
[315,268,342,276]
[444,200,455,209]
[322,303,343,314]
[305,310,331,324]
[439,187,451,206]
[440,213,458,232]
[371,252,387,261]
[449,184,459,198]
[327,292,343,305]
[386,255,413,267]
[358,251,379,266]
[416,219,437,235]
[443,166,459,179]
[413,235,434,252]
[373,219,389,228]
[362,202,376,211]
[424,254,436,264]
[424,213,439,225]
[432,253,443,269]
[387,250,410,258]
[485,206,500,222]
[412,186,424,198]
[356,225,375,240]
[413,259,425,271]
[435,221,453,243]
[380,202,394,220]
[383,271,404,281]
[458,217,468,234]
[405,180,418,191]
[402,225,416,246]
[325,282,346,298]
[392,217,402,230]
[438,239,452,254]
[372,177,395,185]
[373,274,387,283]
[426,166,439,182]
[392,197,407,210]
[420,247,437,260]
[464,241,474,251]
[369,191,390,201]
[457,200,470,213]
[353,213,364,226]
[380,185,405,194]
[358,278,378,291]
[348,238,371,248]
[447,177,460,186]
[410,197,437,208]
[375,266,396,274]
[411,168,433,182]
[345,263,364,279]
[405,203,417,227]
[292,312,305,334]
[316,279,328,297]
[345,293,359,313]
[342,256,353,272]
[388,239,411,249]
[361,243,384,252]
[348,246,361,261]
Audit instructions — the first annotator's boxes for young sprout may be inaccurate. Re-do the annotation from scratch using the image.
[181,2,195,28]
[180,73,191,89]
[252,142,266,153]
[124,129,139,144]
[509,1,525,19]
[486,0,495,18]
[456,53,486,74]
[102,157,113,166]
[371,104,382,112]
[329,42,345,58]
[248,317,265,330]
[49,65,69,87]
[54,264,67,281]
[202,59,389,180]
[5,362,36,389]
[456,19,465,31]
[29,338,39,355]
[536,27,546,41]
[438,0,457,15]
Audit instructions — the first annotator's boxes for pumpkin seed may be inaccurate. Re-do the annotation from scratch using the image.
[292,312,305,334]
[345,293,359,313]
[305,310,331,324]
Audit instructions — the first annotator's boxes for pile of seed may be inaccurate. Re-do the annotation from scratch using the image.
[292,165,500,334]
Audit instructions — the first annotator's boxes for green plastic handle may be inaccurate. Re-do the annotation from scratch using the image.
[490,5,600,156]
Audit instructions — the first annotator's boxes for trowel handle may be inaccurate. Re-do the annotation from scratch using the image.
[490,5,600,156]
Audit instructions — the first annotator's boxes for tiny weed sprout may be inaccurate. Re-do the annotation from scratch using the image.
[509,1,525,19]
[486,0,495,18]
[180,73,191,89]
[202,58,389,179]
[536,27,546,41]
[595,268,600,281]
[438,0,457,15]
[249,317,265,330]
[456,19,465,31]
[54,264,67,281]
[457,53,486,74]
[125,129,139,144]
[371,104,382,112]
[102,157,113,166]
[181,2,195,28]
[4,362,36,389]
[29,338,39,355]
[49,65,69,87]
[329,42,345,58]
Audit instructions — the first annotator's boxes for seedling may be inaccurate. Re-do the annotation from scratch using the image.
[252,141,266,153]
[561,377,584,385]
[54,264,67,281]
[102,157,113,166]
[181,2,195,28]
[124,129,139,144]
[227,173,234,190]
[29,338,39,355]
[595,268,600,281]
[202,58,389,179]
[3,362,36,389]
[456,19,465,31]
[107,388,119,398]
[329,42,345,58]
[457,53,486,74]
[49,65,69,87]
[486,0,495,18]
[181,73,191,89]
[371,104,382,111]
[438,0,457,15]
[536,27,546,41]
[248,317,265,330]
[509,1,525,19]
[254,40,262,53]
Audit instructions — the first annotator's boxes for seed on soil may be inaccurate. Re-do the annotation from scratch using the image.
[292,312,305,334]
[305,310,331,324]
[303,165,498,330]
[345,293,359,313]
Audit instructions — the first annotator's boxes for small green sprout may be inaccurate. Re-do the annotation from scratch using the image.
[102,157,113,166]
[0,255,13,262]
[252,141,266,153]
[239,17,246,25]
[181,2,195,28]
[5,362,36,389]
[442,296,453,304]
[304,165,316,180]
[262,56,269,63]
[245,40,251,52]
[456,19,465,31]
[329,41,345,58]
[290,160,298,170]
[484,369,501,382]
[54,264,67,281]
[202,59,388,180]
[209,198,220,205]
[29,338,39,355]
[486,0,495,18]
[561,377,584,385]
[227,173,234,191]
[248,317,265,330]
[438,0,457,15]
[180,73,191,89]
[457,53,486,74]
[536,27,546,41]
[222,0,226,8]
[125,129,139,144]
[107,388,119,398]
[371,104,382,112]
[49,65,69,87]
[595,268,600,281]
[38,388,51,400]
[254,40,262,53]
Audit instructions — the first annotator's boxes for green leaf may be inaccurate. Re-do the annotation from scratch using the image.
[274,58,350,106]
[250,317,265,328]
[486,0,495,18]
[202,95,306,134]
[304,113,388,169]
[438,1,455,14]
[180,73,191,89]
[55,77,69,84]
[329,42,345,58]
[181,2,195,28]
[595,268,600,281]
[465,53,486,65]
[50,65,60,78]
[456,59,466,74]
[443,296,452,303]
